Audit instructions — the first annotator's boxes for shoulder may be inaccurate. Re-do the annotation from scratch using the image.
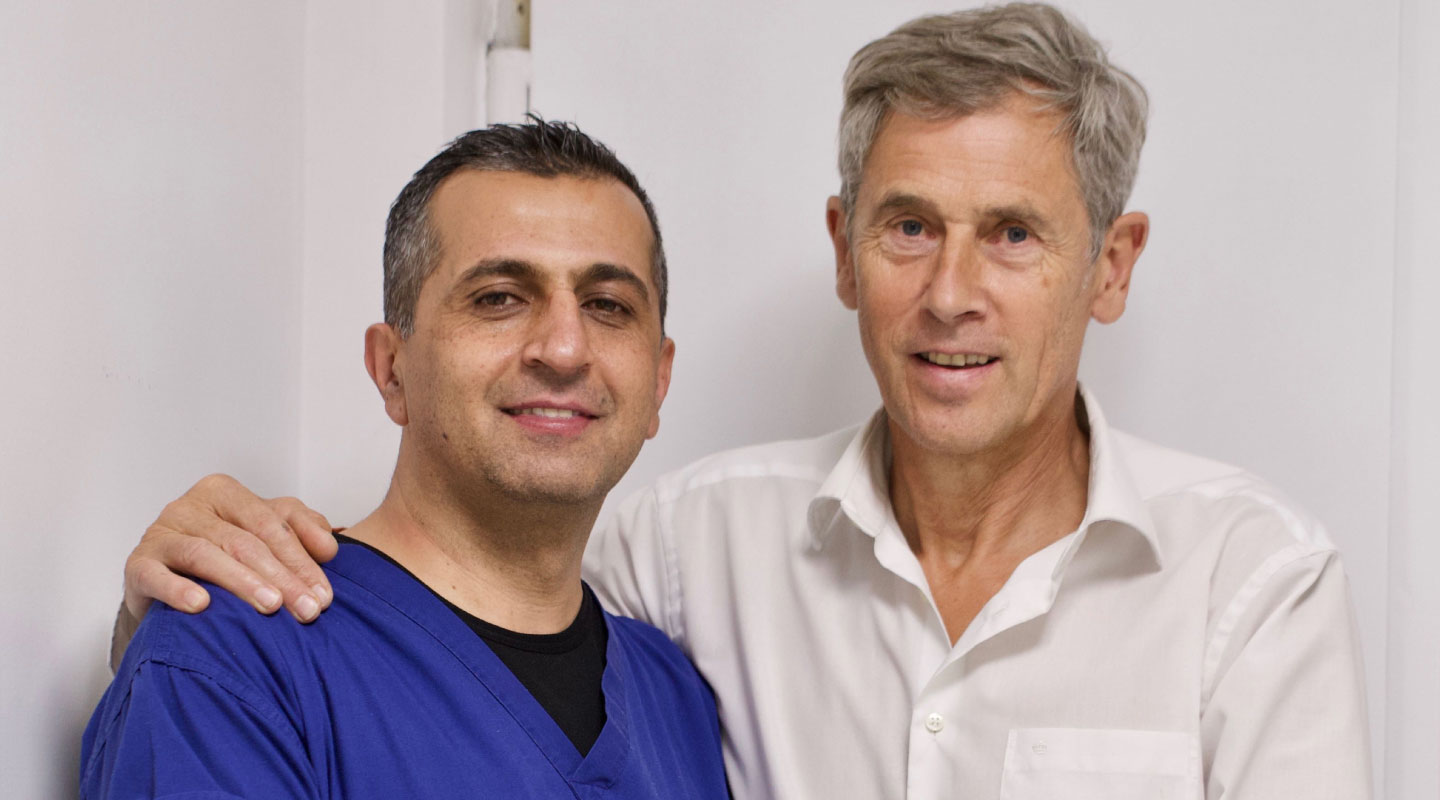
[604,612,719,717]
[599,422,863,545]
[606,612,697,669]
[117,550,388,695]
[1113,428,1336,556]
[98,580,325,744]
[598,423,863,563]
[84,587,310,785]
[1107,429,1347,637]
[120,581,299,682]
[646,424,862,505]
[605,613,711,688]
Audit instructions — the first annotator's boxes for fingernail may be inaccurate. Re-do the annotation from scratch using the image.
[296,594,320,622]
[183,588,207,612]
[256,586,282,610]
[312,584,332,606]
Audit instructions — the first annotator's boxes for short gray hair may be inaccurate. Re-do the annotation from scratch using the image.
[838,3,1148,257]
[384,119,667,337]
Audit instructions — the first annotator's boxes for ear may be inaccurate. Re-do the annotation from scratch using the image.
[827,196,858,310]
[364,322,409,426]
[1090,211,1149,324]
[646,337,677,439]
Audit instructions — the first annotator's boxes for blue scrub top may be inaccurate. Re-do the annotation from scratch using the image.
[82,542,729,799]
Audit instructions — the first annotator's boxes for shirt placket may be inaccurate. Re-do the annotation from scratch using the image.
[874,523,1077,800]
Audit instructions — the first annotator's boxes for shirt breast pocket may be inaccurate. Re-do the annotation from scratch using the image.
[999,728,1201,800]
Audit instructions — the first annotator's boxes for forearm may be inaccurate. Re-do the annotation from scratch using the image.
[108,600,139,674]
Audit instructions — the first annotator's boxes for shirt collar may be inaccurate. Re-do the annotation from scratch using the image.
[805,385,1161,567]
[1071,385,1161,567]
[805,408,893,548]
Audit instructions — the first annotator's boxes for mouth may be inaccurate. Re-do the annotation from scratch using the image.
[916,351,998,369]
[501,403,600,436]
[503,407,596,419]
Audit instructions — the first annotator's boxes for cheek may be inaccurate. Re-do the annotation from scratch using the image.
[1028,297,1093,381]
[419,350,501,412]
[855,279,913,339]
[591,337,661,402]
[1055,280,1097,338]
[854,301,894,366]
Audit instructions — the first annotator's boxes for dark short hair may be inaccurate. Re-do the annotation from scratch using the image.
[383,119,667,336]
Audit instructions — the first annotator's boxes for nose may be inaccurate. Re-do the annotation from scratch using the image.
[522,292,591,376]
[922,237,987,323]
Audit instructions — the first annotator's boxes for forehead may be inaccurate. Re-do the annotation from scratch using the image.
[425,170,655,286]
[858,96,1083,215]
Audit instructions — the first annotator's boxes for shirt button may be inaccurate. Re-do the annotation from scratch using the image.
[924,713,945,733]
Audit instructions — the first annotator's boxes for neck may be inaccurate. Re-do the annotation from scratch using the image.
[345,451,599,634]
[890,388,1091,567]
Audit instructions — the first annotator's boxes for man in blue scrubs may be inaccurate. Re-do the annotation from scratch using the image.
[81,121,728,799]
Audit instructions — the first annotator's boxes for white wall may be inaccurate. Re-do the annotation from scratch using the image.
[296,0,491,519]
[2,1,1432,797]
[1386,0,1440,796]
[0,2,304,797]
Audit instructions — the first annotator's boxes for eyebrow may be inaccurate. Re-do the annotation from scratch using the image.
[872,192,943,221]
[985,203,1051,232]
[577,262,651,303]
[454,258,650,303]
[455,258,539,287]
[870,192,1053,234]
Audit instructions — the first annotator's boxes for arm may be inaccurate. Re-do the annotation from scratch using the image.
[83,652,319,798]
[111,474,338,670]
[1201,549,1373,799]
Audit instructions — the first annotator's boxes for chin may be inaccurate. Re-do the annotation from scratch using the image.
[493,477,605,507]
[484,460,624,506]
[890,407,1010,458]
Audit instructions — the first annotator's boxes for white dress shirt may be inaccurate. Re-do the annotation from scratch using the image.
[584,389,1372,800]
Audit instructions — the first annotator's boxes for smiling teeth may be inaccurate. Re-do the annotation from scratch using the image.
[516,408,580,418]
[922,352,993,367]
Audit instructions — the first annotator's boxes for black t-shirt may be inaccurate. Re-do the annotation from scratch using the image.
[335,534,608,755]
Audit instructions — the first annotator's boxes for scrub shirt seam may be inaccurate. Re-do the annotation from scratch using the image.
[81,651,305,789]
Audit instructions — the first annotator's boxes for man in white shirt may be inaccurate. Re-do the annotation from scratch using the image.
[111,4,1372,798]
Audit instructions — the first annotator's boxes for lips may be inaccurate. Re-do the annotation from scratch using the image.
[506,407,593,419]
[916,351,998,368]
[501,402,600,436]
[500,397,604,436]
[501,401,600,419]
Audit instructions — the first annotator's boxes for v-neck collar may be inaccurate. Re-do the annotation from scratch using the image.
[325,542,634,787]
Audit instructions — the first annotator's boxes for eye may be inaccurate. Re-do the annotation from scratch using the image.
[1004,225,1029,244]
[899,219,926,237]
[585,297,631,316]
[474,291,520,307]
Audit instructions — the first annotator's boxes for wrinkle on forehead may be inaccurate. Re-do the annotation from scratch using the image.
[855,104,1089,249]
